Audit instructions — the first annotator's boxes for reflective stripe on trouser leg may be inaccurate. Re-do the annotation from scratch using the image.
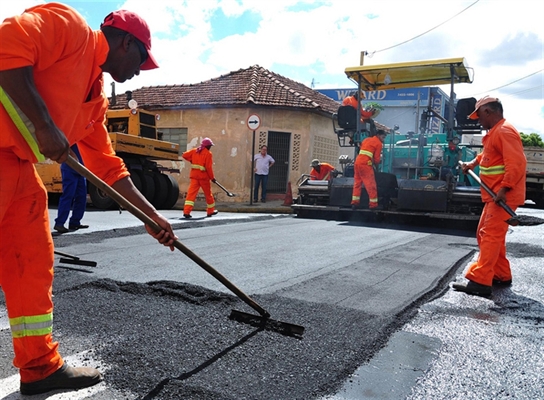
[0,152,62,382]
[351,163,364,205]
[465,201,515,286]
[361,164,378,207]
[200,179,216,215]
[183,178,201,214]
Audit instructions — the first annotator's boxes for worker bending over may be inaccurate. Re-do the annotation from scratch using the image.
[0,4,176,395]
[310,159,336,180]
[351,130,387,209]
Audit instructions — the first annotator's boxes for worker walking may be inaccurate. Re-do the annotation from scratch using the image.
[0,4,176,395]
[54,144,89,233]
[310,159,336,180]
[454,96,526,297]
[182,137,218,218]
[351,130,387,209]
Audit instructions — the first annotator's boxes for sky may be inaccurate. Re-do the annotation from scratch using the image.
[1,0,543,136]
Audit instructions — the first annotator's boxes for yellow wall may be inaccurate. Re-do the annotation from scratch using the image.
[156,107,339,203]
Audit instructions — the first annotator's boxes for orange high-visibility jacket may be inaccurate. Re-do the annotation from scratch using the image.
[476,119,526,205]
[310,162,335,180]
[182,147,215,181]
[0,3,129,186]
[342,96,373,120]
[356,135,383,166]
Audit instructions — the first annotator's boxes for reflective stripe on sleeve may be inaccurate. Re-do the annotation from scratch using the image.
[480,165,505,175]
[0,86,45,162]
[359,149,373,158]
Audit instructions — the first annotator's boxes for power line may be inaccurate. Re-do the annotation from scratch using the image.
[473,69,544,95]
[505,85,544,97]
[368,0,480,55]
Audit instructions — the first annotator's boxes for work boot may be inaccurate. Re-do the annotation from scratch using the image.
[183,214,192,219]
[492,278,512,287]
[54,225,70,233]
[452,280,492,297]
[69,224,89,230]
[207,210,219,217]
[20,364,103,395]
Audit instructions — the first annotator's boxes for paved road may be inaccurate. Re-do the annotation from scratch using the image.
[0,207,542,399]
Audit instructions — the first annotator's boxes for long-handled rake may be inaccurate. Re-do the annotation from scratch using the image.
[65,155,304,337]
[461,162,544,226]
[213,180,236,197]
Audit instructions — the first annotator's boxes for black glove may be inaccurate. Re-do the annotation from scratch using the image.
[211,178,217,183]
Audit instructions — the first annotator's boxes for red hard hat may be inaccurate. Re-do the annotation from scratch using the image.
[201,138,214,147]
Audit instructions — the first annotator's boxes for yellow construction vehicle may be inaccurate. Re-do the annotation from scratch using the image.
[36,106,180,210]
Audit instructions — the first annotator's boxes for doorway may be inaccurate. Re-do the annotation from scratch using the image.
[266,131,291,193]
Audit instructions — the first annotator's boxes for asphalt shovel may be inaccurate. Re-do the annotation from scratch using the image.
[65,155,304,337]
[461,162,544,226]
[213,180,236,197]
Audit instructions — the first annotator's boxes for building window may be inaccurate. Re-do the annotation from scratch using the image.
[159,128,187,156]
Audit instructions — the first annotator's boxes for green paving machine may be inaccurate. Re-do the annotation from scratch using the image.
[293,57,484,221]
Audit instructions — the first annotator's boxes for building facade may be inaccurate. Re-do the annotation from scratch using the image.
[110,65,363,204]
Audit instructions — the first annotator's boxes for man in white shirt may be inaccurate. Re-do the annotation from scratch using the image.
[253,145,275,202]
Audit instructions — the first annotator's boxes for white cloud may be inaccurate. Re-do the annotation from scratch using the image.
[1,0,542,135]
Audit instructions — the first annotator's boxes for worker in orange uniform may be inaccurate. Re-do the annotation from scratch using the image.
[342,91,374,121]
[310,159,336,180]
[351,130,388,209]
[0,4,177,395]
[453,96,526,297]
[182,137,219,218]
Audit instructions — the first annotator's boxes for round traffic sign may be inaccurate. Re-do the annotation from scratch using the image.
[247,114,261,131]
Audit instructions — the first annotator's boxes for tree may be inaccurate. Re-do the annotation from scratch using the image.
[520,132,544,148]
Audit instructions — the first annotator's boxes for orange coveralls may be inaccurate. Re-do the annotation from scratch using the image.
[0,4,129,383]
[310,162,335,180]
[342,96,374,120]
[465,119,526,286]
[182,147,216,216]
[351,136,383,208]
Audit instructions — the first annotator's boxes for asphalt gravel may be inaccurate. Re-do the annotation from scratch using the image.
[1,207,542,399]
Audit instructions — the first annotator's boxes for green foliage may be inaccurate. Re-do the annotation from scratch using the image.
[363,102,384,111]
[520,132,544,148]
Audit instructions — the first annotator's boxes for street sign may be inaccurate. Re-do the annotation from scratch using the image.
[247,114,261,131]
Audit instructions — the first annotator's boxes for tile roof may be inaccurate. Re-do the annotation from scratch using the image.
[109,64,388,129]
[111,65,341,115]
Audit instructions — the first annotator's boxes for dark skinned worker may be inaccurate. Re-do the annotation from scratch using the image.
[453,96,526,297]
[351,130,387,209]
[310,159,336,180]
[0,4,177,395]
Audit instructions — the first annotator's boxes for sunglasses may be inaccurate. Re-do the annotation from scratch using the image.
[133,38,148,66]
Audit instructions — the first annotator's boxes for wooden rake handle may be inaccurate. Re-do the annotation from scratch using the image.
[65,155,270,318]
[459,161,518,219]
